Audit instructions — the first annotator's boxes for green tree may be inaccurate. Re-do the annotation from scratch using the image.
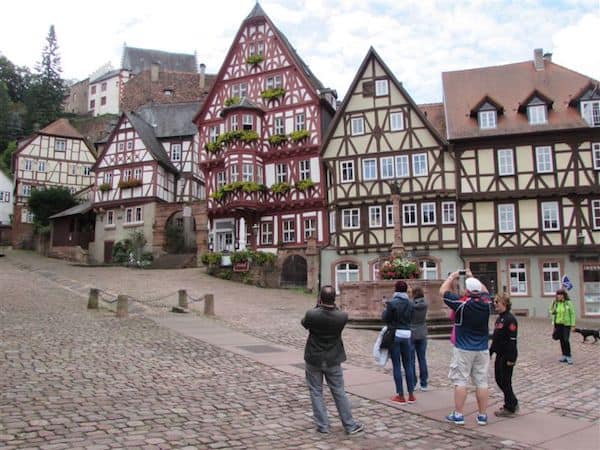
[0,81,10,151]
[0,141,17,173]
[0,54,31,103]
[27,186,76,227]
[24,25,66,133]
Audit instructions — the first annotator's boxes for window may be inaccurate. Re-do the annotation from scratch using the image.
[412,153,428,177]
[104,172,113,185]
[118,142,125,151]
[442,201,456,224]
[37,161,45,172]
[375,79,388,96]
[419,260,438,280]
[265,75,283,89]
[123,169,132,181]
[282,219,295,243]
[135,207,143,222]
[133,168,142,181]
[127,141,133,150]
[243,163,253,181]
[24,159,32,171]
[257,166,263,184]
[230,115,238,131]
[509,262,527,295]
[216,171,226,188]
[257,41,265,55]
[362,159,377,181]
[583,265,600,315]
[497,149,514,175]
[351,117,364,136]
[395,155,409,178]
[542,261,561,295]
[276,163,287,183]
[70,164,77,175]
[83,166,91,176]
[390,112,404,131]
[23,209,34,223]
[421,202,436,225]
[593,143,600,170]
[274,116,285,135]
[232,82,248,98]
[591,199,600,229]
[581,100,600,127]
[527,104,547,125]
[498,204,516,233]
[342,208,360,229]
[335,262,359,294]
[171,144,182,162]
[403,203,417,226]
[478,110,497,129]
[106,210,114,226]
[304,217,316,239]
[242,115,253,130]
[295,113,305,131]
[89,100,95,109]
[230,165,239,182]
[101,82,107,92]
[340,161,355,183]
[100,96,107,106]
[210,126,219,143]
[535,146,553,173]
[541,201,559,231]
[1,191,9,203]
[369,206,382,227]
[125,207,142,224]
[55,139,66,152]
[22,184,31,196]
[260,222,273,245]
[91,85,96,95]
[380,157,394,179]
[386,204,394,227]
[299,160,310,180]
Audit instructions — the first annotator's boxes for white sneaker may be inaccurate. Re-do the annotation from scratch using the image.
[419,385,428,391]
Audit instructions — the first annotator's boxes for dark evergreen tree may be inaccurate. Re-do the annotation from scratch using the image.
[0,81,10,151]
[0,55,31,103]
[27,186,77,227]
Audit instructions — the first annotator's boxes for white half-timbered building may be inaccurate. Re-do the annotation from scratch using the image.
[443,49,600,319]
[90,102,205,263]
[320,48,456,292]
[12,119,97,247]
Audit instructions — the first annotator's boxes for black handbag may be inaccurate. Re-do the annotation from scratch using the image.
[380,327,395,349]
[552,326,560,341]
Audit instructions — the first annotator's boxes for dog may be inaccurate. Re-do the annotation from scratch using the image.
[573,328,600,343]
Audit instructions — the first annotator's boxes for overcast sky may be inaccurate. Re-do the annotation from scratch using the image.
[2,0,598,104]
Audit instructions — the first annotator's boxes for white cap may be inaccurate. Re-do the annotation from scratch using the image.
[466,277,482,293]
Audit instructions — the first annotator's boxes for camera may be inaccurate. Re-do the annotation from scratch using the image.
[458,269,467,276]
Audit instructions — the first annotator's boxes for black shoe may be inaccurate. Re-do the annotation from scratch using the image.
[346,422,364,435]
[316,427,329,434]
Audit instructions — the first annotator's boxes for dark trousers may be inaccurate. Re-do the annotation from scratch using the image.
[556,324,572,357]
[494,355,518,412]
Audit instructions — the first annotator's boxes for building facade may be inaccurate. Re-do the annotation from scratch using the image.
[12,119,97,247]
[194,4,336,288]
[320,48,457,293]
[443,49,600,318]
[88,68,130,116]
[0,167,13,225]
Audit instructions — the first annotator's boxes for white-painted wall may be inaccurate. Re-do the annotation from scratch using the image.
[0,170,13,225]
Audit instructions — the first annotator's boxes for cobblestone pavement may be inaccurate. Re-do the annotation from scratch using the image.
[1,250,599,449]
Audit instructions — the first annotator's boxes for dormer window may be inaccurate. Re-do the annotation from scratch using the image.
[478,110,497,129]
[581,100,600,127]
[519,91,552,125]
[471,97,503,130]
[527,104,547,125]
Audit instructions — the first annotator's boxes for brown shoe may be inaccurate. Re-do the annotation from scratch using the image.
[494,407,516,417]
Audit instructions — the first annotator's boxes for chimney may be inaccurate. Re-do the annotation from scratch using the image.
[533,48,544,71]
[150,62,160,82]
[199,63,206,90]
[543,52,552,62]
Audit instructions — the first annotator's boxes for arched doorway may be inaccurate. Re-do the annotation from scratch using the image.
[281,255,307,288]
[165,210,197,253]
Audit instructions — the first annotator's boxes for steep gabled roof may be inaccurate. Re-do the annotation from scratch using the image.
[39,118,85,139]
[122,46,197,75]
[321,47,446,156]
[220,97,265,117]
[136,102,201,138]
[469,95,504,117]
[90,69,122,84]
[125,112,177,172]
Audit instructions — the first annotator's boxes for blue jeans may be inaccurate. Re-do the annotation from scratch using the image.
[389,336,415,395]
[305,362,357,433]
[411,338,429,388]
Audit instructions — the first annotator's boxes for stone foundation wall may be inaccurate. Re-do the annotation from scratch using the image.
[48,246,89,264]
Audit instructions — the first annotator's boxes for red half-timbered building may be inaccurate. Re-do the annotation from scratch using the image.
[195,4,336,287]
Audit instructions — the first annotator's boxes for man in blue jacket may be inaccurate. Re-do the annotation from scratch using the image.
[301,285,364,435]
[440,270,492,426]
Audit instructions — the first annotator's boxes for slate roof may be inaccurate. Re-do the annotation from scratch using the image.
[125,112,177,172]
[49,201,93,219]
[442,57,598,140]
[90,69,122,84]
[220,97,264,117]
[122,46,197,75]
[39,118,85,139]
[136,102,201,138]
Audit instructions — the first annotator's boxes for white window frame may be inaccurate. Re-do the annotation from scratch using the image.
[369,206,382,228]
[419,260,438,280]
[275,163,287,183]
[542,261,561,295]
[509,262,528,295]
[335,262,359,294]
[230,115,238,131]
[412,153,428,177]
[22,184,32,196]
[395,155,409,178]
[421,202,436,225]
[402,203,417,226]
[123,169,132,181]
[361,158,377,181]
[375,79,388,96]
[54,139,66,152]
[125,207,143,224]
[497,148,515,176]
[340,160,355,183]
[24,159,32,171]
[593,199,600,230]
[83,166,91,176]
[299,160,310,180]
[133,167,142,181]
[261,222,273,245]
[442,201,456,224]
[242,163,253,182]
[230,165,239,183]
[274,116,285,135]
[242,114,253,130]
[37,160,45,172]
[282,219,295,243]
[478,110,497,129]
[386,204,394,227]
[106,210,114,226]
[342,208,360,230]
[380,156,394,179]
[541,201,560,231]
[593,143,600,170]
[295,113,305,131]
[581,100,600,127]
[210,126,219,143]
[304,217,316,240]
[527,104,547,125]
[351,117,364,136]
[498,204,516,233]
[265,75,283,90]
[390,112,405,131]
[216,171,226,188]
[535,146,553,173]
[171,143,182,162]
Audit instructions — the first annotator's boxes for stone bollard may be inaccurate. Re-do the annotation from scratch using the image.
[88,288,99,310]
[204,293,215,316]
[178,289,188,309]
[116,295,128,318]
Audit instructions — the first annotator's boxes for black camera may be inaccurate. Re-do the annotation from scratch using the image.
[458,269,467,276]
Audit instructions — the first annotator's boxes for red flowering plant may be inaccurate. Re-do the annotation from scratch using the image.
[380,256,420,280]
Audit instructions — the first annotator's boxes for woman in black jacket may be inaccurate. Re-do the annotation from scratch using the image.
[489,293,519,417]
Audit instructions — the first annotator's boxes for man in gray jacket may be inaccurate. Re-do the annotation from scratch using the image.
[301,285,364,435]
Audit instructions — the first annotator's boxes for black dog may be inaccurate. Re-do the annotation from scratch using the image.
[573,328,600,343]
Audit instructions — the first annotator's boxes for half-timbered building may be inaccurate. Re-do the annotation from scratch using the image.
[90,102,206,263]
[194,4,336,288]
[12,119,97,247]
[320,48,456,292]
[443,49,600,318]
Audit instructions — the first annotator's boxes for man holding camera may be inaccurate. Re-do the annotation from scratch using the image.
[440,270,492,426]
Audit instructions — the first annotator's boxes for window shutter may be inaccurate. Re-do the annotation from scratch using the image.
[362,81,374,97]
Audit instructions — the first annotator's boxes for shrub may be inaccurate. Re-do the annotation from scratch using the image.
[253,251,277,267]
[201,252,222,266]
[230,249,253,264]
[217,269,233,280]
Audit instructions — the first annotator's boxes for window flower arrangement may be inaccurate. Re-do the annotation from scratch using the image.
[98,183,112,192]
[379,256,420,280]
[246,54,264,65]
[289,129,310,142]
[224,96,241,107]
[118,179,142,189]
[260,87,286,101]
[268,134,287,146]
[295,179,315,191]
[271,181,291,194]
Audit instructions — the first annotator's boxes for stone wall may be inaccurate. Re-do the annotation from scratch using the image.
[153,201,208,261]
[48,245,89,264]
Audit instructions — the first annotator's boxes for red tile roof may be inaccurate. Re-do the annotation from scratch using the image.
[39,118,85,139]
[418,102,446,139]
